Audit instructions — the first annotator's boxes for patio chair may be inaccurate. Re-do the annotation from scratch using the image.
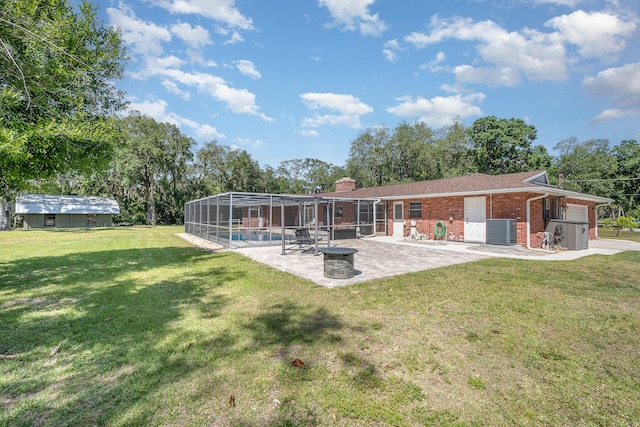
[292,228,320,249]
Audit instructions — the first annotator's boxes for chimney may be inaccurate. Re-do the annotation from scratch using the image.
[335,177,356,192]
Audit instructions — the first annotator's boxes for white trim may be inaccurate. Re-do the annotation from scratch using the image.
[378,186,612,203]
[526,193,548,250]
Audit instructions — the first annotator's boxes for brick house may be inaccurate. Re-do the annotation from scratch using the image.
[322,171,612,249]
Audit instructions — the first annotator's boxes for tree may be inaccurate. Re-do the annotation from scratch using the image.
[388,122,436,183]
[114,113,194,225]
[194,140,261,194]
[275,158,344,194]
[0,0,127,229]
[432,120,476,178]
[346,127,391,187]
[468,116,540,174]
[612,140,640,216]
[602,216,638,236]
[551,138,617,197]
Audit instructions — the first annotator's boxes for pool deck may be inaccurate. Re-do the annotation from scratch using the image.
[177,233,640,288]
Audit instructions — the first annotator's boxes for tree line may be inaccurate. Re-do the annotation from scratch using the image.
[1,0,637,228]
[16,113,640,225]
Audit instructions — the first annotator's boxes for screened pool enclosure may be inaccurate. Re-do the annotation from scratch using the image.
[184,192,386,253]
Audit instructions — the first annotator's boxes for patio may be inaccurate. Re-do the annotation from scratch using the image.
[178,233,640,288]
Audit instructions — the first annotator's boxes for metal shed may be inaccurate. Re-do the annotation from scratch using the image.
[15,194,120,229]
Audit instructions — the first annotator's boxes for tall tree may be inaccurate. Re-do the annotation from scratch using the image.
[276,158,344,194]
[0,0,127,229]
[432,120,476,178]
[115,113,194,225]
[195,140,261,194]
[551,138,617,197]
[346,127,391,187]
[388,122,436,183]
[468,116,540,174]
[612,140,640,216]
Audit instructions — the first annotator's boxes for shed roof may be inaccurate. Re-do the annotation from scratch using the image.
[322,171,613,203]
[15,194,120,215]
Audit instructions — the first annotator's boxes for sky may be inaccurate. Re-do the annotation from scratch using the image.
[96,0,640,169]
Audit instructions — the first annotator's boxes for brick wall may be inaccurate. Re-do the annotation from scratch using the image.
[385,193,596,246]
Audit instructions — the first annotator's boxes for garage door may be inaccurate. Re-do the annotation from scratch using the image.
[565,204,588,222]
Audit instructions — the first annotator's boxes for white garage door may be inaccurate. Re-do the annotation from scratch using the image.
[565,204,588,222]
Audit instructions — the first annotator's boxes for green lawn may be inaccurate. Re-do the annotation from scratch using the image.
[598,226,640,242]
[1,227,639,426]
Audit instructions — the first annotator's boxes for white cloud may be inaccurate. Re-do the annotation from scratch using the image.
[128,54,271,121]
[234,60,262,79]
[170,22,211,48]
[160,69,272,120]
[196,124,226,140]
[387,93,485,127]
[300,92,373,128]
[382,39,402,62]
[161,80,191,99]
[299,129,320,137]
[319,0,388,36]
[545,10,636,60]
[420,51,446,72]
[583,62,640,123]
[404,16,568,86]
[531,0,579,6]
[149,0,253,30]
[590,108,640,124]
[223,31,245,44]
[107,7,171,56]
[127,99,226,140]
[234,137,265,148]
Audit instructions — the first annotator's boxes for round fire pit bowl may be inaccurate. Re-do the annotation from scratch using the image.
[319,247,358,279]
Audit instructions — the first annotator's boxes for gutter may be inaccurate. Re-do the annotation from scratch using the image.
[526,193,549,250]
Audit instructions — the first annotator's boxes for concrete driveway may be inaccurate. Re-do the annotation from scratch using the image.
[234,237,640,288]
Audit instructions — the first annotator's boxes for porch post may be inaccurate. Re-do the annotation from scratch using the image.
[281,197,286,256]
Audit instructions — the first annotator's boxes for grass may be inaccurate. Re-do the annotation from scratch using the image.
[1,226,639,426]
[598,227,640,242]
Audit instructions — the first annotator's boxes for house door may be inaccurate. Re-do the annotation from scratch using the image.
[393,202,404,237]
[464,197,486,243]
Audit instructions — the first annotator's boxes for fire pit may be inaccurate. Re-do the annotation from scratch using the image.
[319,247,358,279]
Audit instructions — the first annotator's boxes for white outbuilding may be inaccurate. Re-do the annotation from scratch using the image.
[15,194,120,229]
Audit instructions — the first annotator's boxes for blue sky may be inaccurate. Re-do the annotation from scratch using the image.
[97,0,640,168]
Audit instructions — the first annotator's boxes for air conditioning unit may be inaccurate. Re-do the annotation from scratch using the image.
[486,219,516,246]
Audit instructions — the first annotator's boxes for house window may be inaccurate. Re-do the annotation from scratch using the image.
[44,214,55,227]
[87,214,97,227]
[409,202,422,219]
[543,198,550,220]
[335,204,343,218]
[359,203,373,223]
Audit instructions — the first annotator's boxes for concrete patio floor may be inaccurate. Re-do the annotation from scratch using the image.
[233,236,640,288]
[178,233,640,288]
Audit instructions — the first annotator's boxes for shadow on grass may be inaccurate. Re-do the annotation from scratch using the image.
[0,246,239,426]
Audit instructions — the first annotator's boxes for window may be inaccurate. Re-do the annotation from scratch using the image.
[358,203,373,223]
[44,214,55,227]
[335,204,343,218]
[409,202,422,219]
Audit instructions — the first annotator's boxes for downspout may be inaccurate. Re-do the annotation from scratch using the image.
[595,202,612,239]
[526,193,549,250]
